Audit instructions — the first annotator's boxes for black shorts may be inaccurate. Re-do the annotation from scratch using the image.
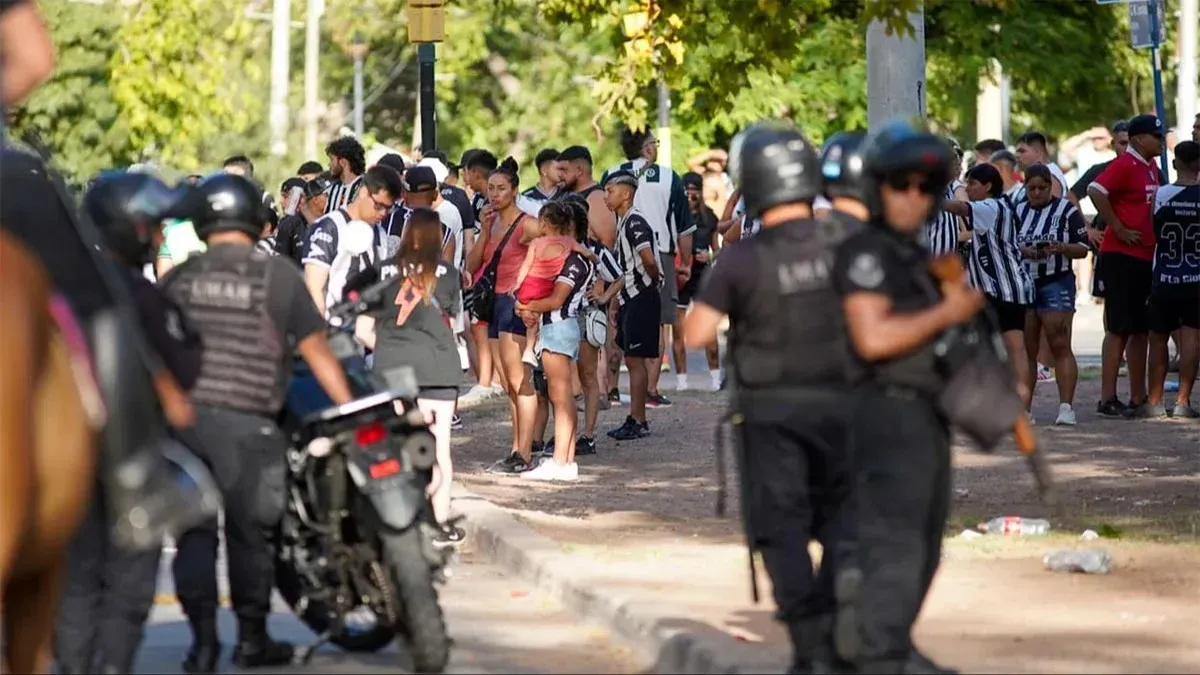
[987,295,1028,333]
[1098,252,1152,336]
[677,259,708,308]
[616,292,662,359]
[1147,284,1200,334]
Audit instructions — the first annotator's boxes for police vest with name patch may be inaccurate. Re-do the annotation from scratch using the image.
[730,219,853,390]
[167,249,286,416]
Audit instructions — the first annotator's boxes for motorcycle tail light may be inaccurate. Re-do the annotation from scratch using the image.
[354,421,387,446]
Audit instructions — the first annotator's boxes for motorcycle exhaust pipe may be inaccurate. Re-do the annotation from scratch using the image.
[400,430,437,471]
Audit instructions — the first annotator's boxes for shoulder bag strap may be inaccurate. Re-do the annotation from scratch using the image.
[481,214,523,275]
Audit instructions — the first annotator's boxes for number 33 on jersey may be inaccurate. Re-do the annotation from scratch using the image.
[1153,184,1200,286]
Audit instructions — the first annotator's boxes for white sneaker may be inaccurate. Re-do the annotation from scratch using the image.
[490,383,505,396]
[676,373,689,391]
[711,373,723,391]
[458,384,493,406]
[521,459,578,482]
[1055,402,1077,426]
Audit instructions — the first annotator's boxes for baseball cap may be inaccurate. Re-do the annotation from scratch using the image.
[417,157,449,185]
[682,171,704,190]
[604,169,639,189]
[281,177,306,193]
[304,173,333,198]
[404,165,439,193]
[1128,114,1164,138]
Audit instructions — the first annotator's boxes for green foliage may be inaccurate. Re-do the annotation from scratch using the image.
[12,0,130,180]
[110,0,263,170]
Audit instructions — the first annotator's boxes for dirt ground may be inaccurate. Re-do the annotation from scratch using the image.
[451,375,1200,673]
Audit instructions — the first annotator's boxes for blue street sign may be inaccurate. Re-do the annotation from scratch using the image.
[1129,0,1166,49]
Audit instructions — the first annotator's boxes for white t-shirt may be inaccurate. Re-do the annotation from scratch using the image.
[435,200,465,270]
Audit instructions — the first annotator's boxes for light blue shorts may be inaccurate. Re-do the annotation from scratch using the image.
[536,318,581,362]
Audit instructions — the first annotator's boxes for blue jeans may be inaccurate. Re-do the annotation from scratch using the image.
[1033,273,1076,313]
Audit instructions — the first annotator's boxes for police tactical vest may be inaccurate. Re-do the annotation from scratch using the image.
[730,219,854,389]
[167,248,286,416]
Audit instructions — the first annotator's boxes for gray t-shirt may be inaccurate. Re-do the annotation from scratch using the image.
[371,260,463,390]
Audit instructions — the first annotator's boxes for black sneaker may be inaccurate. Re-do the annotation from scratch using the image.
[607,415,637,439]
[433,523,466,547]
[1096,398,1127,418]
[486,452,532,475]
[646,393,673,408]
[610,417,649,441]
[576,436,597,455]
[536,438,553,458]
[451,414,464,431]
[607,388,621,403]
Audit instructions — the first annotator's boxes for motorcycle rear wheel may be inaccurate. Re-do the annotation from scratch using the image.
[381,526,451,674]
[274,557,396,653]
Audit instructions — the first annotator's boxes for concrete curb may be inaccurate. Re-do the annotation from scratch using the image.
[453,488,760,675]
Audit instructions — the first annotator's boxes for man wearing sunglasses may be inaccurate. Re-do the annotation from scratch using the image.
[1087,113,1167,419]
[303,165,403,317]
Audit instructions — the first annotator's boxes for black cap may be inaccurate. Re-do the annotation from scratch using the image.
[281,177,306,193]
[1128,114,1164,138]
[604,169,639,190]
[682,171,704,189]
[404,166,439,192]
[305,173,333,198]
[729,121,822,217]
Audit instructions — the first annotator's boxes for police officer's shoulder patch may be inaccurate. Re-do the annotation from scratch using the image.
[847,251,885,289]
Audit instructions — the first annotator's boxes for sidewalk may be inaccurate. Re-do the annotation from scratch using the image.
[450,379,1200,674]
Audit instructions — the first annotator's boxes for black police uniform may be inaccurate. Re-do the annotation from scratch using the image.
[56,172,205,674]
[831,133,956,675]
[160,176,327,671]
[700,123,858,673]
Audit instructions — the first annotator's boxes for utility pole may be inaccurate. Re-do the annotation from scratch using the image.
[408,1,446,154]
[349,32,367,139]
[866,7,927,129]
[268,0,291,157]
[1178,0,1198,139]
[304,0,324,159]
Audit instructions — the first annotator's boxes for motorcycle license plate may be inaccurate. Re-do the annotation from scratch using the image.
[345,449,407,489]
[369,457,401,479]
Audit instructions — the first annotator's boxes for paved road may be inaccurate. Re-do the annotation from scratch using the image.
[139,546,641,674]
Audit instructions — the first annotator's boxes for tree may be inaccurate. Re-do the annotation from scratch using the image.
[109,0,264,170]
[11,0,131,181]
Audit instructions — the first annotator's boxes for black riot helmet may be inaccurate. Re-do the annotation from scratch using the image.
[189,173,271,241]
[859,119,957,221]
[84,171,191,266]
[729,121,822,219]
[819,132,870,204]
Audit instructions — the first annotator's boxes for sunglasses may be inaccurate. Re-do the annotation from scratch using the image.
[884,173,940,195]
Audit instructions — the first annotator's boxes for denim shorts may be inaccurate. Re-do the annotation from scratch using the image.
[1033,273,1077,313]
[487,292,527,339]
[536,318,581,361]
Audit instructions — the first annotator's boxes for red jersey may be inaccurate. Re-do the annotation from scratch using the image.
[1092,149,1161,261]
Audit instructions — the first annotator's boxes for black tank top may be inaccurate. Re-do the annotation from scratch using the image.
[575,184,603,200]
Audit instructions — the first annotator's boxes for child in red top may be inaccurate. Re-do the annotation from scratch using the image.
[512,202,594,366]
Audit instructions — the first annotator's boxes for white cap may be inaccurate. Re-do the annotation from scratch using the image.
[418,157,449,185]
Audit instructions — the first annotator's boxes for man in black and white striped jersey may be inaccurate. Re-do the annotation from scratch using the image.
[601,127,695,408]
[324,136,366,214]
[603,170,662,441]
[943,162,1036,410]
[1014,164,1090,426]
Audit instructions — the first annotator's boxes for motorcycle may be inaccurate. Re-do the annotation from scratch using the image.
[272,222,452,673]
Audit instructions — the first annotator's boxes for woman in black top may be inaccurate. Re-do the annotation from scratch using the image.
[357,208,464,544]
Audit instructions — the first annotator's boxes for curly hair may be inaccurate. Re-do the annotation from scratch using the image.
[325,136,367,175]
[619,126,650,161]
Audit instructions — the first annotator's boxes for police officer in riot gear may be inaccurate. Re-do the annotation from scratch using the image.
[682,121,858,675]
[56,171,207,675]
[820,132,872,229]
[161,173,355,672]
[832,122,983,675]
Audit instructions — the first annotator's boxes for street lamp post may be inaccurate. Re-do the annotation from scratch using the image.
[407,0,445,154]
[349,31,368,138]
